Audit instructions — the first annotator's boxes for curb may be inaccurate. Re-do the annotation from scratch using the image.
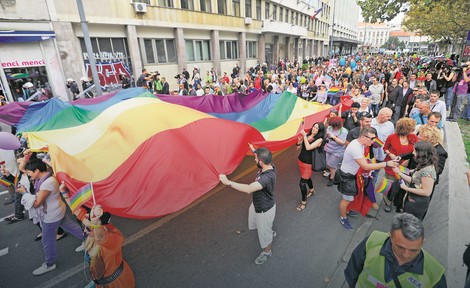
[445,122,470,287]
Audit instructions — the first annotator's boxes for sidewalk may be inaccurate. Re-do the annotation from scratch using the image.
[327,121,470,287]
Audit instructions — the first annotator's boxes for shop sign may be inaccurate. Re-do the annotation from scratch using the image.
[1,59,46,68]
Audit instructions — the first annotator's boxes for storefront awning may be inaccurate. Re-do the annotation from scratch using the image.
[0,30,55,43]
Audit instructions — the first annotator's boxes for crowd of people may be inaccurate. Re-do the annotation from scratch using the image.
[0,145,134,287]
[2,52,469,286]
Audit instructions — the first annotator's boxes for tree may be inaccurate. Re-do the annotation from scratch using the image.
[381,37,405,50]
[358,0,470,43]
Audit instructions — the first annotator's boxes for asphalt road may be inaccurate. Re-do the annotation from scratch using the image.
[0,143,448,288]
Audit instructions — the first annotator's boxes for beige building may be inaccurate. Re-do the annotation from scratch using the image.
[0,0,338,101]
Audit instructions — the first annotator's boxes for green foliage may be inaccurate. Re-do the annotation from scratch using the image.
[381,37,405,49]
[358,0,470,43]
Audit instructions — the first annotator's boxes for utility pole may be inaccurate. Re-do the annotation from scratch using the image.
[76,0,102,96]
[329,0,336,57]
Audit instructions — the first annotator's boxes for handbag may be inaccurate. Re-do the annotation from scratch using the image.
[311,148,326,172]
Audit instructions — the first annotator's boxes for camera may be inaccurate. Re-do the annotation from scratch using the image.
[174,74,181,79]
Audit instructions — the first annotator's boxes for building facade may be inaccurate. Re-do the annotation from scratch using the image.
[357,22,390,52]
[0,0,339,101]
[330,0,361,55]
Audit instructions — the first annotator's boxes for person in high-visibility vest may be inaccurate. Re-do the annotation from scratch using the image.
[345,213,446,287]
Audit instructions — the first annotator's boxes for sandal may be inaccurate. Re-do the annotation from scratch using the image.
[296,202,307,211]
[306,189,315,198]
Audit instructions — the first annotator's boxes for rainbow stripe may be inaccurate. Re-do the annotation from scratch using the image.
[69,182,93,212]
[3,88,350,219]
[0,177,13,187]
[375,178,393,194]
[399,165,410,175]
[373,137,384,147]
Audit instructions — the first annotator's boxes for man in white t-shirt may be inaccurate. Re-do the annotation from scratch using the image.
[336,127,398,231]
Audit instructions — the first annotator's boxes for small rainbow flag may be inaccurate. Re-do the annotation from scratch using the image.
[375,178,393,195]
[372,138,384,148]
[0,177,14,187]
[69,182,93,212]
[399,165,410,175]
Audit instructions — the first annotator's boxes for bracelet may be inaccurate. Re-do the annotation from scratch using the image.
[89,224,102,229]
[296,143,301,146]
[385,162,388,168]
[60,191,69,195]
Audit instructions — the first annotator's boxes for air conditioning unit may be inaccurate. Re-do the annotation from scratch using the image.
[134,2,147,13]
[244,17,252,25]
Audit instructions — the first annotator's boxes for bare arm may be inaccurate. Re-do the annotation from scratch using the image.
[33,189,51,208]
[401,176,434,197]
[355,158,398,171]
[219,174,262,194]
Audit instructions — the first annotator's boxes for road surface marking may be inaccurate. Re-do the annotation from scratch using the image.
[0,247,8,257]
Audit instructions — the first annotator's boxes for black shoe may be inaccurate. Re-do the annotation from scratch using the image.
[34,233,43,241]
[3,197,15,205]
[4,215,24,223]
[327,179,334,187]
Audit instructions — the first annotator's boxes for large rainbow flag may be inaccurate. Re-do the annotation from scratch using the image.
[0,88,343,218]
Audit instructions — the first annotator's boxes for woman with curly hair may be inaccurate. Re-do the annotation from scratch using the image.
[417,125,448,202]
[382,117,419,181]
[392,141,438,220]
[295,122,325,211]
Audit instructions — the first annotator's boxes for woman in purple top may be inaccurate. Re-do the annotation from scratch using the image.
[449,64,470,121]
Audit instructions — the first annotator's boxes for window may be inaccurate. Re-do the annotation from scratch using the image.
[272,5,277,21]
[265,2,269,19]
[181,0,193,10]
[142,39,176,64]
[200,0,211,12]
[186,40,211,61]
[217,0,226,14]
[255,0,261,20]
[279,7,283,22]
[246,41,257,59]
[285,9,289,23]
[219,40,239,60]
[245,0,252,18]
[232,0,240,16]
[158,0,174,7]
[144,39,155,63]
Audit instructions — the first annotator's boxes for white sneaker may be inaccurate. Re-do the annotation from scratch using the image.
[75,242,85,252]
[33,263,56,276]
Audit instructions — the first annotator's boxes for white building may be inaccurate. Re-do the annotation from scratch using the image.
[357,22,390,51]
[330,0,361,55]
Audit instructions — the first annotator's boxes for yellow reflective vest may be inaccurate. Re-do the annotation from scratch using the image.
[356,231,445,288]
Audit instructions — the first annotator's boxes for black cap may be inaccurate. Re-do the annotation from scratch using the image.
[358,111,373,119]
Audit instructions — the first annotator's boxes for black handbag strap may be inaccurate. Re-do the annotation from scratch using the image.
[390,264,403,288]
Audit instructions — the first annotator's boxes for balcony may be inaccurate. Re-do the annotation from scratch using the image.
[262,20,307,37]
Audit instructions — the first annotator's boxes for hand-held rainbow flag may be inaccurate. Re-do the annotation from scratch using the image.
[0,177,13,187]
[375,178,393,195]
[297,117,306,134]
[398,165,410,175]
[372,137,384,148]
[69,182,94,212]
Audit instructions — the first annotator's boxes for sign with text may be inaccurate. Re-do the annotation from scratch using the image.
[0,42,45,68]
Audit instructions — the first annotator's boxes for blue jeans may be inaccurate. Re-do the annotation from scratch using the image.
[445,87,453,110]
[451,93,466,119]
[466,93,470,119]
[41,211,84,266]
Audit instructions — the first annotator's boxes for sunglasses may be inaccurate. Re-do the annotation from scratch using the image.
[364,135,376,140]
